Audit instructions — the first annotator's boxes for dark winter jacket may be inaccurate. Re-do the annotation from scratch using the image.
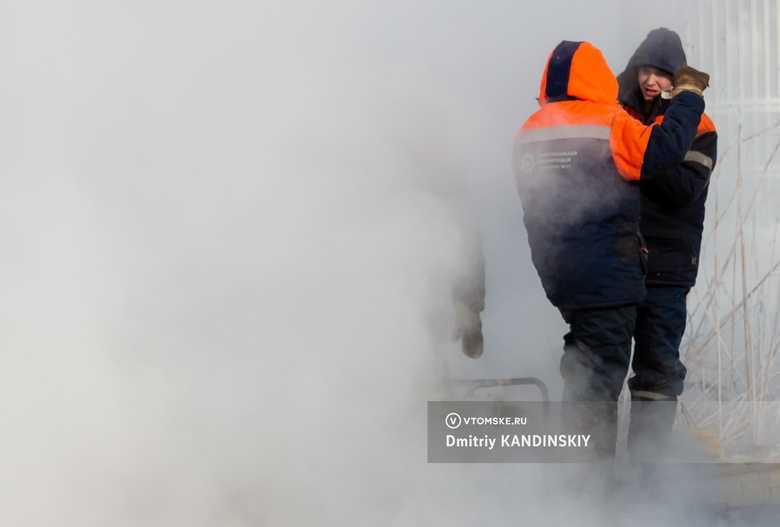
[512,40,705,309]
[618,28,718,287]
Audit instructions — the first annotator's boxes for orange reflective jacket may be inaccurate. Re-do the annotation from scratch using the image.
[513,41,705,309]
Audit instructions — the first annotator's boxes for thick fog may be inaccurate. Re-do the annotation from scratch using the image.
[0,1,738,525]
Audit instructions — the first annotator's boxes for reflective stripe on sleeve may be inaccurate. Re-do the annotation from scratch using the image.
[683,150,714,170]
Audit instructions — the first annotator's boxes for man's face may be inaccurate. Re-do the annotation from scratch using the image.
[637,66,674,101]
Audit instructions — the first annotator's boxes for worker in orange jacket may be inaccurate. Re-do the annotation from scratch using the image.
[512,40,710,457]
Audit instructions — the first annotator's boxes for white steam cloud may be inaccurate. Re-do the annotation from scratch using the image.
[0,1,737,525]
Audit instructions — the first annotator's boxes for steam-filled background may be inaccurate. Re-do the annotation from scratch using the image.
[0,1,751,525]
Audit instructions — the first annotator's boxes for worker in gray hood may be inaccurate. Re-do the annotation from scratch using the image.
[617,28,718,463]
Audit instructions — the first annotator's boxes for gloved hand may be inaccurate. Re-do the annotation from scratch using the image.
[453,304,484,359]
[671,65,710,98]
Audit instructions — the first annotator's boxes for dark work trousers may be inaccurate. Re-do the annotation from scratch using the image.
[628,285,690,462]
[559,305,636,457]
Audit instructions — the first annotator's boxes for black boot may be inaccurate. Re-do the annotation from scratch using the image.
[627,396,678,464]
[561,398,619,462]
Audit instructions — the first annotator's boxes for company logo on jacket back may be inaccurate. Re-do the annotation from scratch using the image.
[521,150,579,172]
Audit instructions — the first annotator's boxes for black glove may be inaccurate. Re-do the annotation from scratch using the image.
[453,304,484,359]
[671,65,710,98]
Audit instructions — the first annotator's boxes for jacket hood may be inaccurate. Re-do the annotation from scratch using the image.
[617,28,687,103]
[537,41,619,107]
